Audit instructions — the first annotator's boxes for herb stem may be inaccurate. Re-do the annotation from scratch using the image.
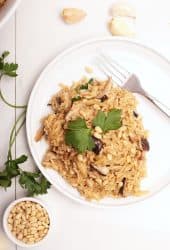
[10,117,26,147]
[8,109,26,160]
[0,90,27,109]
[0,74,27,109]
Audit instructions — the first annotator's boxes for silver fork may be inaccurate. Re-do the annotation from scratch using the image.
[98,54,170,118]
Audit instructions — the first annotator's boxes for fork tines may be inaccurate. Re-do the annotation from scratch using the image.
[98,53,130,85]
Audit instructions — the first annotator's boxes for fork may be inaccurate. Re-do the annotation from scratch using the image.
[98,54,170,118]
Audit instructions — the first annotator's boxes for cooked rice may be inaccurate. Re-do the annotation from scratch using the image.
[38,77,149,200]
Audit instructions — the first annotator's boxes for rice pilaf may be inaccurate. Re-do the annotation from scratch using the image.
[36,77,149,200]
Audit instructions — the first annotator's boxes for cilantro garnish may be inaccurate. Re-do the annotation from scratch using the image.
[65,118,95,153]
[93,109,122,132]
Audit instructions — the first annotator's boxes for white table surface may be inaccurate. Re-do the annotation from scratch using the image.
[0,0,170,249]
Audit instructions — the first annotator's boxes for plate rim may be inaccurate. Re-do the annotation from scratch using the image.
[26,36,170,208]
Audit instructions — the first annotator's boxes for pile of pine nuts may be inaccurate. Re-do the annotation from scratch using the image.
[7,201,50,244]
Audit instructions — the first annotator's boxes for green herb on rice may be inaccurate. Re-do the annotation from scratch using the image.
[65,118,95,153]
[79,78,93,90]
[93,109,122,132]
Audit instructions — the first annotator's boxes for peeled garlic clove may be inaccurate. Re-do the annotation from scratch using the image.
[109,16,135,36]
[62,8,86,24]
[111,2,136,18]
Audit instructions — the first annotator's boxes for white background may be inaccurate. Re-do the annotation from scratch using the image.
[0,0,170,249]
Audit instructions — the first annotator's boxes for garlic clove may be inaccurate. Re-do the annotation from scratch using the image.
[109,16,135,37]
[61,8,86,24]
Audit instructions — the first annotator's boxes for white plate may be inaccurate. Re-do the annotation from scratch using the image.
[26,37,170,208]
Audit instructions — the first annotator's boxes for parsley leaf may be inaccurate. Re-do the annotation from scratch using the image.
[0,177,11,188]
[93,111,106,129]
[93,109,122,132]
[4,155,27,178]
[0,170,11,188]
[0,155,28,189]
[5,161,20,178]
[19,171,51,196]
[3,62,18,77]
[79,78,94,90]
[104,109,122,132]
[0,51,18,77]
[67,117,87,130]
[2,51,10,59]
[39,176,51,194]
[66,129,93,153]
[14,155,28,164]
[19,171,41,196]
[65,118,95,153]
[0,51,10,67]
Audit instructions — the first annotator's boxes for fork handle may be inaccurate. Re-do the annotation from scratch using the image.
[144,93,170,118]
[147,93,170,111]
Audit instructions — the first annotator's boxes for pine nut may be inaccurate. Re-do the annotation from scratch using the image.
[77,154,83,162]
[107,154,112,160]
[95,126,102,133]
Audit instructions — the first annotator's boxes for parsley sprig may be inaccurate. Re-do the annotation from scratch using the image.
[0,51,51,196]
[65,118,95,153]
